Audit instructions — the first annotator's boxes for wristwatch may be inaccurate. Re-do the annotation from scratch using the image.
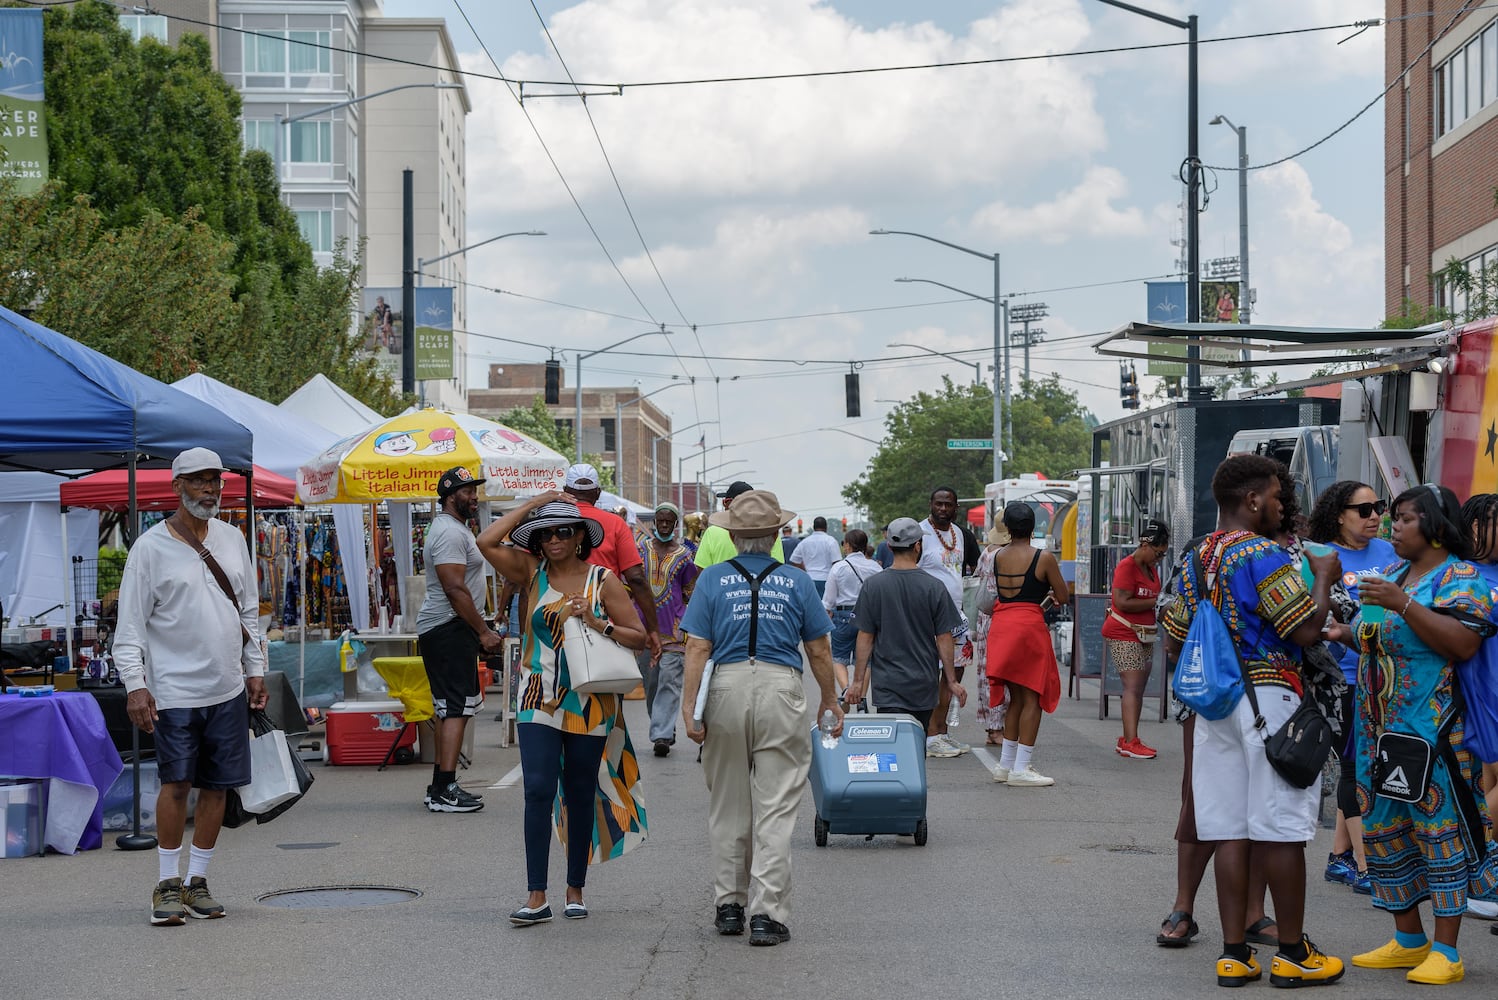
[602,622,615,638]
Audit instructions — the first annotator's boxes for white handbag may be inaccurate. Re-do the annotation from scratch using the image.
[236,728,300,814]
[563,615,641,695]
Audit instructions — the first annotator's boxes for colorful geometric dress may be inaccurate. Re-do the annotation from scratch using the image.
[1354,555,1498,915]
[520,561,647,863]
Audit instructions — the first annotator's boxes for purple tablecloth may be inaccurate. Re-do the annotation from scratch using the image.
[0,692,124,852]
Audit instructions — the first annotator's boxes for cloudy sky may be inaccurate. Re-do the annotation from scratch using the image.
[385,0,1388,521]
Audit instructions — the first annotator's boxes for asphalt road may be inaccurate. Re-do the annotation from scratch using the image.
[5,675,1496,1000]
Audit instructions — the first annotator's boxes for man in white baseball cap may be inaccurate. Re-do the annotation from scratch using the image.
[562,463,660,660]
[115,447,267,926]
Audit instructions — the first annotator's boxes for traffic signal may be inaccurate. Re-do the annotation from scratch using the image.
[840,517,848,533]
[845,371,861,418]
[544,358,561,404]
[1119,363,1140,410]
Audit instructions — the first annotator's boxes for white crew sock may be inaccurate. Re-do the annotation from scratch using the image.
[998,739,1018,770]
[187,844,215,881]
[1014,743,1035,774]
[158,846,182,882]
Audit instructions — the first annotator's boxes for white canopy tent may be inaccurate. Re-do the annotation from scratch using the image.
[0,473,97,628]
[279,374,384,438]
[172,373,340,480]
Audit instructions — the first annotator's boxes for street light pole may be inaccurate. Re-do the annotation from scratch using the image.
[417,230,545,287]
[887,341,982,385]
[575,326,672,462]
[653,420,717,509]
[872,230,1004,483]
[1210,115,1250,326]
[616,379,690,504]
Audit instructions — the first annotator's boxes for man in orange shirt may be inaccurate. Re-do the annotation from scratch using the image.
[563,463,661,659]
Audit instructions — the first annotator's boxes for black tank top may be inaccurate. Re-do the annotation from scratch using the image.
[995,548,1049,605]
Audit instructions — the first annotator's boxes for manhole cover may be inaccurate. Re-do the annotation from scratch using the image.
[257,885,421,908]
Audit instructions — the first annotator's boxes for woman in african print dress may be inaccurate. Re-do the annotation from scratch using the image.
[479,495,649,926]
[1345,485,1498,986]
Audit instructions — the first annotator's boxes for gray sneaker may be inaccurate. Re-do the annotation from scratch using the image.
[183,877,226,919]
[151,877,185,926]
[925,736,961,759]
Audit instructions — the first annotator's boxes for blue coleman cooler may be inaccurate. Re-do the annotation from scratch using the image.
[809,713,928,846]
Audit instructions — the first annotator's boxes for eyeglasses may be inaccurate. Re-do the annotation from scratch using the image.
[1343,500,1386,519]
[533,525,580,543]
[180,474,224,490]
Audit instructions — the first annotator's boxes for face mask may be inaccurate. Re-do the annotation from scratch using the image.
[654,529,675,542]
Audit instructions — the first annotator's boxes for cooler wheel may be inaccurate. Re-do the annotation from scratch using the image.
[322,741,330,764]
[914,818,928,846]
[813,814,828,847]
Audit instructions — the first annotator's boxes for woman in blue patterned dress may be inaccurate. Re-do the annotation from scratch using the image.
[1345,485,1498,985]
[480,495,649,926]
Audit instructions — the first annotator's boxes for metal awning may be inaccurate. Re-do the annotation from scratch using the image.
[1093,321,1449,370]
[1073,461,1170,478]
[1236,355,1439,398]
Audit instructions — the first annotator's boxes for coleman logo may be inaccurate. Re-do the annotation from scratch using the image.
[1381,764,1411,796]
[846,724,894,740]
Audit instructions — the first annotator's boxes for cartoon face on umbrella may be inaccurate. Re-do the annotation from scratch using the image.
[418,427,457,455]
[373,430,420,457]
[476,427,539,456]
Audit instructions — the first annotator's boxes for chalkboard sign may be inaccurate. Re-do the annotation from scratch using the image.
[1071,595,1111,680]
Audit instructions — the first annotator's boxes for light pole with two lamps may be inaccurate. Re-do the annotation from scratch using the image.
[1208,114,1251,326]
[871,230,1005,482]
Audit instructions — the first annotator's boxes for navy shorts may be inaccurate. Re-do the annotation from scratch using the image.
[830,609,858,663]
[418,618,482,718]
[155,690,251,789]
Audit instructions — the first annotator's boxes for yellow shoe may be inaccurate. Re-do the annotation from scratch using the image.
[1269,936,1345,988]
[1406,952,1464,985]
[1216,949,1262,988]
[1351,938,1431,969]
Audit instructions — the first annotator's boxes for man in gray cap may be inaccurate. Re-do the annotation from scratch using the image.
[116,447,267,926]
[681,490,840,947]
[844,517,966,729]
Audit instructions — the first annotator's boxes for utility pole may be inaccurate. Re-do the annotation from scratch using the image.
[1008,301,1048,383]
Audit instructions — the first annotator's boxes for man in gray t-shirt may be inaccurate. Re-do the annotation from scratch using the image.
[415,466,502,813]
[846,517,964,730]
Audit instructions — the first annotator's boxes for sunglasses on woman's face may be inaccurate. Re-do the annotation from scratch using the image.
[534,525,580,543]
[1343,500,1387,519]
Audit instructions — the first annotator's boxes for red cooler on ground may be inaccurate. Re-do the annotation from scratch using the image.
[325,700,414,766]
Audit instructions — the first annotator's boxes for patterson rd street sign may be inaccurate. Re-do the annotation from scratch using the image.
[946,438,993,450]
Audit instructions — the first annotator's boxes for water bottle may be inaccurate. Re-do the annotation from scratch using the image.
[819,709,838,750]
[946,698,961,728]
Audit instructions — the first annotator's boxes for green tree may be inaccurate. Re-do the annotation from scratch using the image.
[498,397,615,489]
[842,375,1093,528]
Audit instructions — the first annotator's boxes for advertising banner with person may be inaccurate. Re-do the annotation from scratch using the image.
[0,8,49,194]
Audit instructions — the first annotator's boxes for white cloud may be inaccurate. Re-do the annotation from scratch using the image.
[970,166,1147,244]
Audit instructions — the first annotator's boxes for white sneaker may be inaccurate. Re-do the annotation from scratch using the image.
[942,734,971,755]
[1005,767,1055,787]
[992,766,1010,783]
[925,736,961,758]
[1467,896,1498,919]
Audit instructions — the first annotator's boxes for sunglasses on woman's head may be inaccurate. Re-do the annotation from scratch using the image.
[534,525,580,543]
[1343,500,1387,518]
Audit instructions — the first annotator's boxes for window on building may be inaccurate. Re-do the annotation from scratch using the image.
[243,30,332,87]
[242,119,277,154]
[1436,19,1498,139]
[120,15,168,42]
[294,210,333,253]
[245,31,285,74]
[1486,25,1497,106]
[602,418,617,453]
[288,31,331,74]
[1468,44,1482,124]
[289,121,332,163]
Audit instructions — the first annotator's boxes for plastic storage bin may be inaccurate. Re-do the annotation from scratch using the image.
[1,779,44,857]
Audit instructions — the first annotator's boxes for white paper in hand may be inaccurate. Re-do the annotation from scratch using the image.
[693,659,715,723]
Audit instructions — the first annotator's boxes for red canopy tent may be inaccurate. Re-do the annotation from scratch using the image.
[59,466,297,512]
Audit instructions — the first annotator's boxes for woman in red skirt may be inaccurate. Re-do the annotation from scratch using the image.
[986,501,1070,787]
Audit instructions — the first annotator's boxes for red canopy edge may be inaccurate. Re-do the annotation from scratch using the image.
[59,465,298,512]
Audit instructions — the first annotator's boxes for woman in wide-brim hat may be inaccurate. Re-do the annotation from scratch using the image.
[478,493,648,927]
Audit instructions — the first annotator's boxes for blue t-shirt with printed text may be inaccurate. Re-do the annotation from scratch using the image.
[1330,537,1397,683]
[680,553,833,670]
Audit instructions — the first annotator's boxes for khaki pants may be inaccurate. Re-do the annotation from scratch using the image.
[701,660,810,923]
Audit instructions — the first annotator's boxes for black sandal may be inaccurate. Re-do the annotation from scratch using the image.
[1156,909,1199,948]
[1245,916,1278,946]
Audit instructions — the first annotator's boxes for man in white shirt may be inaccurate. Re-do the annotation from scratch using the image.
[821,528,882,702]
[917,486,978,758]
[789,517,841,598]
[115,448,267,927]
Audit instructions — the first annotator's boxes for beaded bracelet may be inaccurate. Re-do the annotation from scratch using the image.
[1400,595,1413,616]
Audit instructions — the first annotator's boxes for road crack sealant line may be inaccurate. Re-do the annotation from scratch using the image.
[624,896,675,1000]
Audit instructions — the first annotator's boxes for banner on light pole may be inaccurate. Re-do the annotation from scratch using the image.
[0,9,49,195]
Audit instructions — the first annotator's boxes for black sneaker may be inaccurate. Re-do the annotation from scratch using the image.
[427,781,483,813]
[422,784,483,806]
[714,902,745,935]
[151,877,185,926]
[653,740,671,757]
[749,913,790,946]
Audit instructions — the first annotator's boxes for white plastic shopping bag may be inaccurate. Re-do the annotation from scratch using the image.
[236,728,300,814]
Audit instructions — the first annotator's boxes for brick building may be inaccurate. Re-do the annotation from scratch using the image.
[1386,1,1498,316]
[469,363,711,509]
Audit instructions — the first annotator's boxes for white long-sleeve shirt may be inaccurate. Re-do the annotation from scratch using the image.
[822,553,882,611]
[114,517,265,710]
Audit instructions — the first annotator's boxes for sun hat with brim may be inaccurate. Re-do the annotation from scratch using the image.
[707,489,795,537]
[510,501,605,550]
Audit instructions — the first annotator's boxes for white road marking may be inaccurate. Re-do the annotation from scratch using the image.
[971,746,1005,779]
[489,763,523,789]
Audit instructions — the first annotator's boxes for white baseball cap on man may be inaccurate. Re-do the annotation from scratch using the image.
[565,463,600,489]
[172,448,227,478]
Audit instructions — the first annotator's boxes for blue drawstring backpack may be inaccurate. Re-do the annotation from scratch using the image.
[1172,548,1246,721]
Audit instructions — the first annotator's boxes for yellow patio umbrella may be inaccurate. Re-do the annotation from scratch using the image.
[296,408,568,504]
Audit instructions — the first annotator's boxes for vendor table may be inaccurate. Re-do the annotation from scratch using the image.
[0,692,124,853]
